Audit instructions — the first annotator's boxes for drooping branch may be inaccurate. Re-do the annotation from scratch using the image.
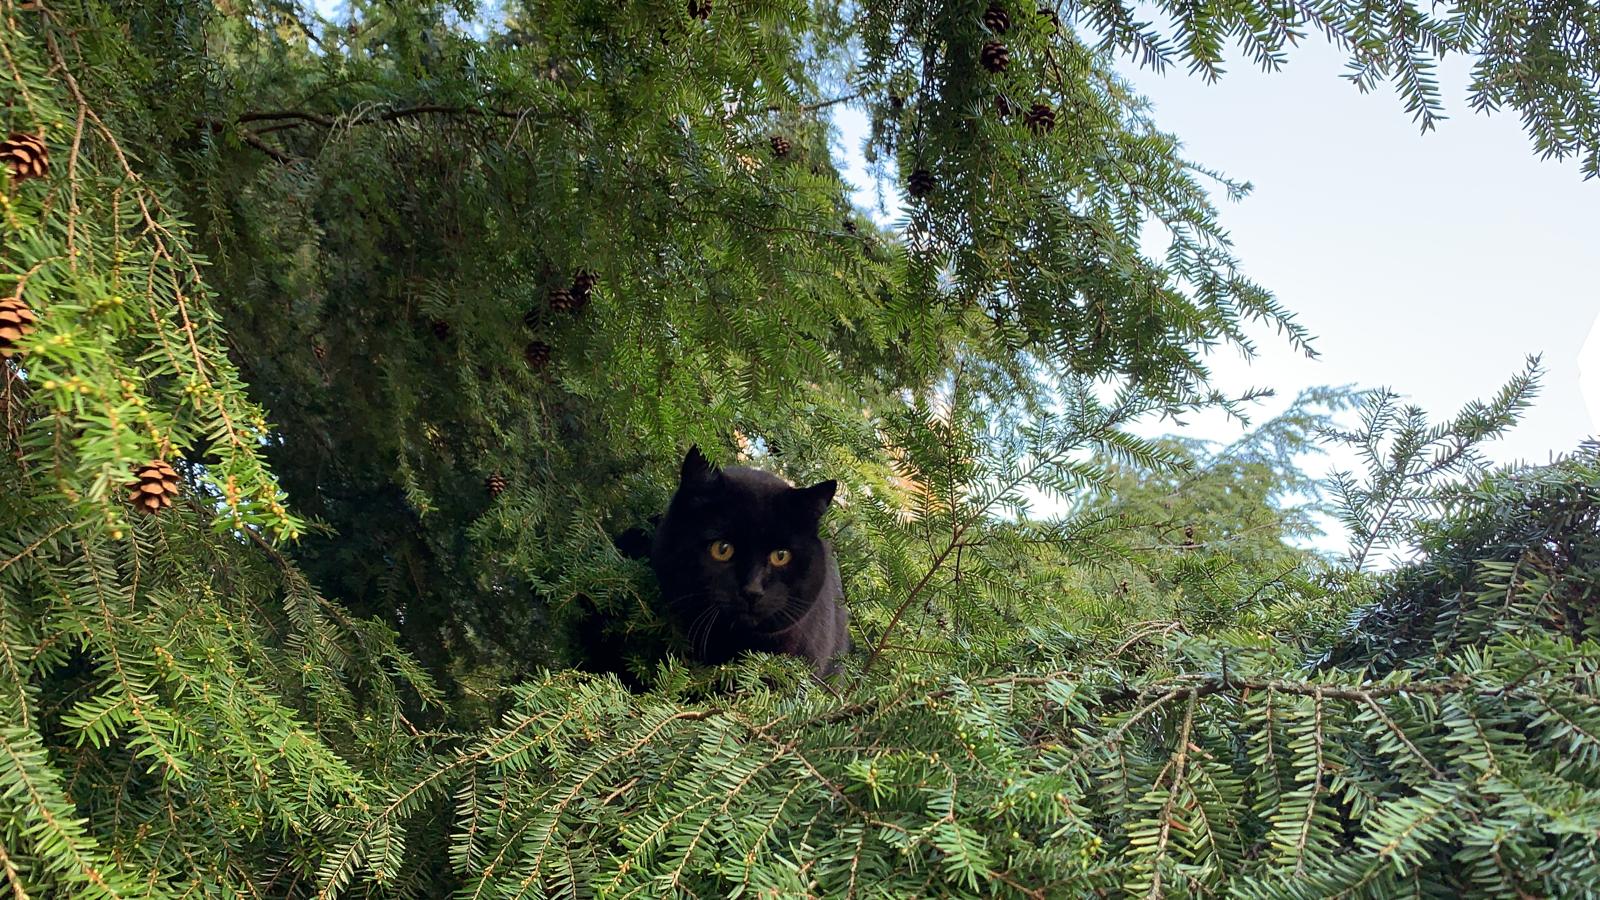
[237,104,541,126]
[210,103,578,161]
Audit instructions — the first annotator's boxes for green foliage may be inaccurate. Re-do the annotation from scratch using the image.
[0,472,438,895]
[325,434,1600,899]
[1326,430,1599,674]
[1,0,1598,896]
[1068,385,1357,629]
[1072,0,1600,178]
[1325,356,1542,572]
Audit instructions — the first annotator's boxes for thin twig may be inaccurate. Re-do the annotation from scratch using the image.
[0,834,30,900]
[764,91,862,113]
[864,539,960,672]
[1147,693,1197,898]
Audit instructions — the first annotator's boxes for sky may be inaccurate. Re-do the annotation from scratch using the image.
[833,37,1598,477]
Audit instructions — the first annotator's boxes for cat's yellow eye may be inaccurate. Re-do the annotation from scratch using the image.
[769,549,792,567]
[708,540,735,561]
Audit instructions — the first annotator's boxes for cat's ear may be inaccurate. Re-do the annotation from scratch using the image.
[791,479,837,522]
[680,445,717,486]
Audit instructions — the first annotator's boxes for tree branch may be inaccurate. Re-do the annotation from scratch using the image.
[237,104,548,128]
[863,538,960,673]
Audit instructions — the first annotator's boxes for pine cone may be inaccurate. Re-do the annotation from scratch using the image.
[548,287,576,313]
[525,340,552,371]
[905,167,936,198]
[980,41,1010,73]
[994,95,1015,118]
[312,342,328,361]
[0,133,49,183]
[687,0,712,20]
[431,320,451,340]
[571,268,598,304]
[769,134,792,158]
[126,459,180,515]
[0,297,39,359]
[485,473,509,498]
[522,306,542,329]
[984,2,1010,33]
[1023,101,1056,134]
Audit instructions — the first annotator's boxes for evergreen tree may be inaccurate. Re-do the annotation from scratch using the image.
[1,0,1596,896]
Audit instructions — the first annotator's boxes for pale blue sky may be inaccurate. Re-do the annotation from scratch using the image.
[834,38,1598,471]
[1111,42,1597,466]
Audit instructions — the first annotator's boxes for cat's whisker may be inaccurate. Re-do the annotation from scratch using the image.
[686,607,716,652]
[696,610,720,657]
[766,598,808,630]
[672,590,716,611]
[700,613,719,651]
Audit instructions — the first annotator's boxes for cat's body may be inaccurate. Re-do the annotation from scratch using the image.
[651,447,850,676]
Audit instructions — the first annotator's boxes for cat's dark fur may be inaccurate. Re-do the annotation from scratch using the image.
[651,447,850,676]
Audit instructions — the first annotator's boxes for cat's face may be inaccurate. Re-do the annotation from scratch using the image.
[652,447,836,634]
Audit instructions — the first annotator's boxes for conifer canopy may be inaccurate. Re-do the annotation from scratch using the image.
[1,0,1596,896]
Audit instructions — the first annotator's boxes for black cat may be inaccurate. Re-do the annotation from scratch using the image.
[650,446,850,676]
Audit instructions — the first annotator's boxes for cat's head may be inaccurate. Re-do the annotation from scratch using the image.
[651,446,836,633]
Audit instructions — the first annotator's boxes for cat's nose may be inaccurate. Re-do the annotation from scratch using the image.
[741,578,764,602]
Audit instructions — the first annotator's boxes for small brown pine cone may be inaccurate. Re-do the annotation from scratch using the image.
[904,167,936,198]
[0,133,49,183]
[485,473,509,498]
[980,41,1010,73]
[687,0,712,20]
[312,342,328,360]
[525,340,552,371]
[769,134,792,158]
[571,268,598,304]
[983,2,1010,33]
[547,287,576,313]
[994,95,1015,118]
[125,459,180,515]
[1023,101,1056,134]
[0,297,39,359]
[431,320,451,340]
